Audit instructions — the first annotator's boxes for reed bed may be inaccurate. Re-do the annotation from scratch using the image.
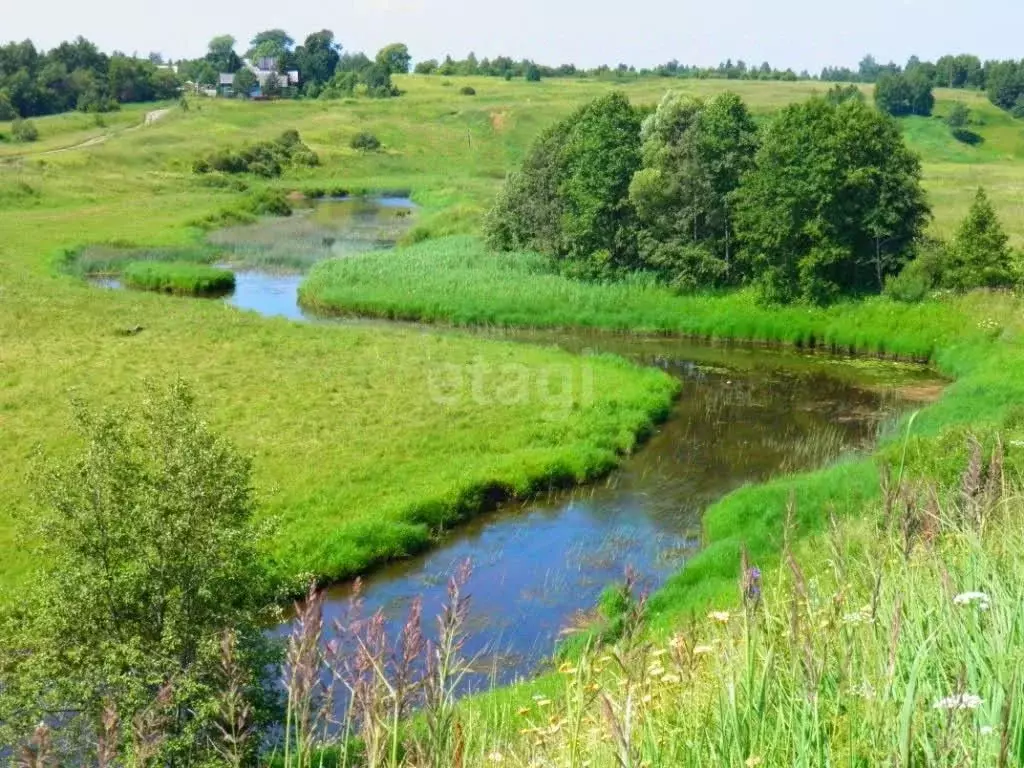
[121,261,236,296]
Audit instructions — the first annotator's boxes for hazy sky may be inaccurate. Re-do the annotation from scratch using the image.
[7,0,1024,72]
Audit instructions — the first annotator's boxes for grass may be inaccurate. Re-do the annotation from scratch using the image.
[299,231,1024,619]
[4,74,1024,763]
[299,235,989,360]
[446,479,1024,766]
[1,77,1024,598]
[120,261,236,296]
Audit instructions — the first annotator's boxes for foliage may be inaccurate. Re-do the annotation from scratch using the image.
[376,43,412,75]
[484,119,570,255]
[628,91,757,290]
[485,92,641,272]
[734,97,930,304]
[247,29,294,62]
[0,381,276,761]
[361,64,400,98]
[459,86,476,96]
[293,30,340,89]
[205,34,241,74]
[946,102,970,129]
[11,117,38,142]
[0,37,181,118]
[300,235,982,360]
[121,261,236,295]
[884,258,934,302]
[874,71,934,117]
[556,92,642,269]
[823,83,863,105]
[350,131,381,151]
[945,187,1016,290]
[192,129,318,177]
[232,67,257,97]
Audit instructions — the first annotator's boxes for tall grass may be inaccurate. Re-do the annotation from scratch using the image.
[263,450,1024,767]
[121,261,236,296]
[299,236,991,361]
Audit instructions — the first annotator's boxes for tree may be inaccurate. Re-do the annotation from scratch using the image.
[628,91,758,289]
[233,66,257,97]
[945,188,1015,290]
[337,51,371,73]
[946,101,970,128]
[874,72,933,116]
[734,97,929,303]
[294,30,340,88]
[376,43,411,75]
[206,34,241,73]
[986,60,1023,110]
[557,92,642,270]
[485,118,571,254]
[247,29,294,63]
[485,91,642,273]
[525,64,542,82]
[0,380,276,760]
[825,84,864,105]
[361,63,398,97]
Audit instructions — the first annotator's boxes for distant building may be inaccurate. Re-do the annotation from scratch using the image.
[217,60,299,98]
[218,73,235,97]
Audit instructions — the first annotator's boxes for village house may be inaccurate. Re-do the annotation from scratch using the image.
[218,57,300,98]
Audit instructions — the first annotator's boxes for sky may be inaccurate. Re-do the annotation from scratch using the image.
[6,0,1024,73]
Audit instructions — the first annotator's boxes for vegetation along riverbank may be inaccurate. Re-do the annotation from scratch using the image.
[2,61,1024,763]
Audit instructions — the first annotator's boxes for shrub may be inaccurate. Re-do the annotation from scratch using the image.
[192,130,318,177]
[884,260,933,302]
[11,118,38,143]
[350,132,381,151]
[459,86,476,96]
[243,189,292,217]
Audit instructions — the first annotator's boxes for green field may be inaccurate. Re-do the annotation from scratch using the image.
[2,74,1024,597]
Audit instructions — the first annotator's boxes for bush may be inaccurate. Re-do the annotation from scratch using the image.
[11,118,38,143]
[192,130,318,177]
[350,132,381,151]
[243,189,292,217]
[884,260,933,302]
[459,86,476,96]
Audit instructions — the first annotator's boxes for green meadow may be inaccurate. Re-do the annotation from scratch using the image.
[2,74,1023,596]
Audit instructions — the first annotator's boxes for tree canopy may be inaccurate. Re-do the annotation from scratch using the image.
[945,188,1016,290]
[376,43,411,75]
[0,380,275,760]
[734,97,930,303]
[628,91,758,290]
[873,71,934,116]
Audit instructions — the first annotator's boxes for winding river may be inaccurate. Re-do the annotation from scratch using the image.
[93,197,943,697]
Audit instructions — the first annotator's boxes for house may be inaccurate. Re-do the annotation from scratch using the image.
[246,58,300,97]
[218,73,235,97]
[215,59,300,99]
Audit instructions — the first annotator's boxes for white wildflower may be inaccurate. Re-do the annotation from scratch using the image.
[933,693,983,711]
[487,752,505,763]
[708,611,730,624]
[953,592,991,611]
[980,726,995,736]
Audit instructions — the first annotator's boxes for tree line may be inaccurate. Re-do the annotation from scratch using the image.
[486,90,1019,304]
[822,53,1024,117]
[0,32,413,121]
[0,37,179,119]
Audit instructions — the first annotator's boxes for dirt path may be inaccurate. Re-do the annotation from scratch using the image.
[3,108,172,160]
